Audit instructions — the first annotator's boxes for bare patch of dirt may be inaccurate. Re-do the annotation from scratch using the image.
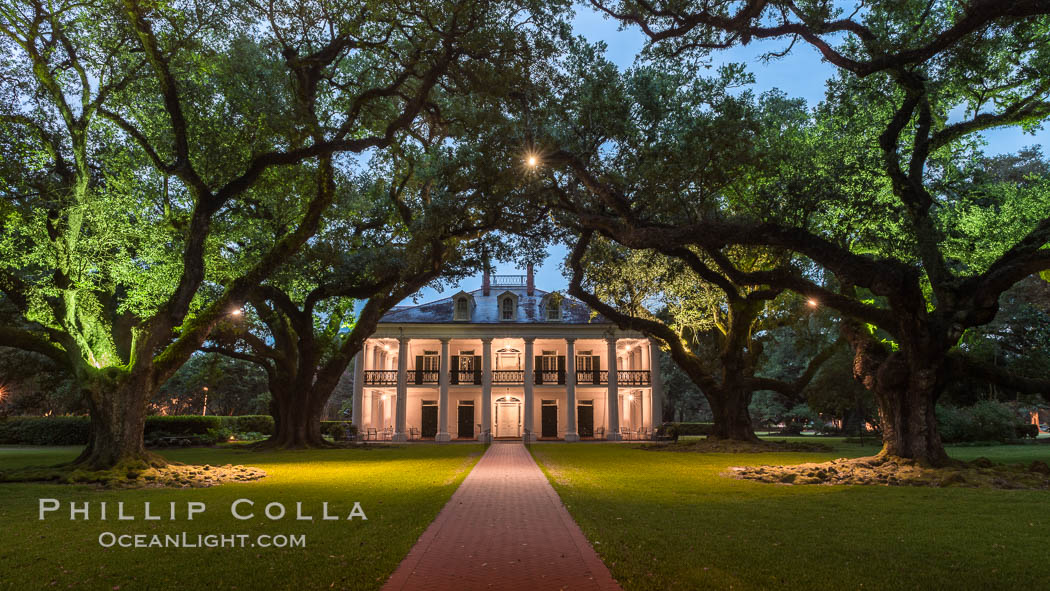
[728,456,1050,489]
[637,439,833,454]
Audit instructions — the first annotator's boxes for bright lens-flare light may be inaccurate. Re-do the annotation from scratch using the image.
[807,299,819,308]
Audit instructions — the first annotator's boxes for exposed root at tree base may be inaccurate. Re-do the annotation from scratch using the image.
[728,455,1050,489]
[637,439,833,453]
[1,461,267,489]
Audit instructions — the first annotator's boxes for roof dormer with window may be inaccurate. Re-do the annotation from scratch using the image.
[452,291,475,321]
[497,290,519,321]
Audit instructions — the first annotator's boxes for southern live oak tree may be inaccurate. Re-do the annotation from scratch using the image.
[195,4,566,449]
[521,49,844,440]
[543,0,1050,464]
[0,0,543,470]
[567,232,841,441]
[202,143,554,448]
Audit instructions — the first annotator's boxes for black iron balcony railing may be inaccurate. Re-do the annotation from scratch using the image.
[412,369,439,385]
[492,370,524,384]
[617,370,652,386]
[576,370,602,385]
[534,370,564,385]
[363,370,398,386]
[451,369,481,385]
[364,369,651,387]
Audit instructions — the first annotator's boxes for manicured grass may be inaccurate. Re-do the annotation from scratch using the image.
[0,444,482,590]
[530,441,1050,591]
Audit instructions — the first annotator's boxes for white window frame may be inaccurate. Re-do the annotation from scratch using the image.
[454,297,470,321]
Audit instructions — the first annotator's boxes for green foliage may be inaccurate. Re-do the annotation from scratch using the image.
[0,416,91,445]
[664,422,714,436]
[0,414,275,445]
[936,402,1027,444]
[320,421,357,441]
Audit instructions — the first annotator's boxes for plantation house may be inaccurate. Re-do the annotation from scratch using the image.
[351,268,663,442]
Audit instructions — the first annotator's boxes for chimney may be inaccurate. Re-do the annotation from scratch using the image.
[482,269,490,296]
[526,263,535,296]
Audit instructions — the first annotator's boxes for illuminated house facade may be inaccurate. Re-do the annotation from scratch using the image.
[350,267,663,442]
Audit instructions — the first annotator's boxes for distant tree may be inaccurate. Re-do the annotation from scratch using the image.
[152,353,269,417]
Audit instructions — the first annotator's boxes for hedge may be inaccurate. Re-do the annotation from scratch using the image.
[321,421,357,441]
[0,414,276,446]
[667,422,715,436]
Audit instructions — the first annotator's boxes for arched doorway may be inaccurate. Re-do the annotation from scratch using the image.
[494,395,521,438]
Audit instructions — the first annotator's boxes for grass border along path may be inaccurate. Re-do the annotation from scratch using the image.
[530,440,1050,591]
[0,444,482,590]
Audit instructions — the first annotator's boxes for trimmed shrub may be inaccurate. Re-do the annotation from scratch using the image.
[321,421,357,441]
[669,422,714,436]
[0,416,91,445]
[0,415,274,445]
[937,401,1025,443]
[144,415,227,436]
[229,415,274,435]
[1016,424,1039,439]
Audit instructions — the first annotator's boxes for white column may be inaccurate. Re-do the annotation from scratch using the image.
[481,337,493,442]
[352,348,364,432]
[649,339,663,425]
[606,336,621,440]
[437,338,451,442]
[565,337,578,441]
[523,337,535,441]
[393,336,409,442]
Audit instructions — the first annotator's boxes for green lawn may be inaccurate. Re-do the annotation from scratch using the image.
[0,444,482,590]
[530,441,1050,591]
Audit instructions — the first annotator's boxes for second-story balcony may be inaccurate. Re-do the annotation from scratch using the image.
[365,369,651,387]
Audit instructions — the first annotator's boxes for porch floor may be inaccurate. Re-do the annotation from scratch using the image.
[381,442,622,591]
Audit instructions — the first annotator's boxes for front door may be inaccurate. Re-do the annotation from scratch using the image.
[458,404,474,439]
[421,403,437,438]
[578,404,594,437]
[541,404,558,438]
[495,399,520,437]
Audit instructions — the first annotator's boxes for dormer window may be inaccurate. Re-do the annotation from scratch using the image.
[546,298,560,320]
[455,297,469,321]
[502,297,514,320]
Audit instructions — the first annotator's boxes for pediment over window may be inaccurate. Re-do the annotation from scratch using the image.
[538,292,564,321]
[497,290,519,321]
[452,291,475,321]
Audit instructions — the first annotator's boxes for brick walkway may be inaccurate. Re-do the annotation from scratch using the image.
[382,442,622,591]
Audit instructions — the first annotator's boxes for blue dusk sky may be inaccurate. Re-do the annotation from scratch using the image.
[406,3,1049,305]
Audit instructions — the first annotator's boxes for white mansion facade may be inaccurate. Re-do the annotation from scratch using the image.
[350,268,664,442]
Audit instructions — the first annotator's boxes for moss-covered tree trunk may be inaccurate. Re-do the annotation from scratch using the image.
[73,370,165,470]
[845,314,952,466]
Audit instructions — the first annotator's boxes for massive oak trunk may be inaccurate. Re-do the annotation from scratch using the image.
[266,382,332,449]
[707,386,760,442]
[845,313,952,466]
[73,371,165,470]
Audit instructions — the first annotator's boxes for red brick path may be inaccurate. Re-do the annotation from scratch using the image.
[382,442,622,591]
